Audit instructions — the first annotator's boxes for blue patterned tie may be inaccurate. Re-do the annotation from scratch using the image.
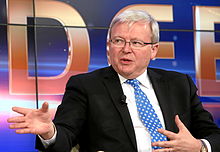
[126,79,167,149]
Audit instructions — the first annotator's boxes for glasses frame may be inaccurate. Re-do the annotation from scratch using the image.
[109,37,157,48]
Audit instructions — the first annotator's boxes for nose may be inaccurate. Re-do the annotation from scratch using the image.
[122,42,132,53]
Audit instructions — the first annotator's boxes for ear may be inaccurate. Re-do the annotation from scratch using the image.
[106,41,111,64]
[150,43,159,60]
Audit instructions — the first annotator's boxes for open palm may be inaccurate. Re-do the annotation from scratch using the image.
[7,102,55,139]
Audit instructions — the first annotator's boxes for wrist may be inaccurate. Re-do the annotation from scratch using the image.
[200,139,208,152]
[40,123,55,140]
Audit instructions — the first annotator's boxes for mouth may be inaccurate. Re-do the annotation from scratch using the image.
[120,58,132,64]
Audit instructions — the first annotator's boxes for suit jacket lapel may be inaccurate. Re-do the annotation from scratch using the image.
[148,68,176,133]
[102,66,137,151]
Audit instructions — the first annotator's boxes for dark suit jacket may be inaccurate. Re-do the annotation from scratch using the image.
[36,66,220,152]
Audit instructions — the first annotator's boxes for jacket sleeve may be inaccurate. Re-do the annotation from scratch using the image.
[186,75,220,152]
[36,76,87,152]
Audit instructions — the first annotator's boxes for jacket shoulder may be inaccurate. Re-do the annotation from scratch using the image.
[66,66,115,86]
[148,67,188,79]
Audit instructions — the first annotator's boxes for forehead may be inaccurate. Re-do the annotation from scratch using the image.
[110,21,152,39]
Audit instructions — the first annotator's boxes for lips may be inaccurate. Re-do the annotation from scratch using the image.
[120,58,132,64]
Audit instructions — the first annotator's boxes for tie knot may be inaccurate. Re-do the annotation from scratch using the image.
[126,79,140,87]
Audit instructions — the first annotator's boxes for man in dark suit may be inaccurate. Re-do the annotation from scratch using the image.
[8,10,220,152]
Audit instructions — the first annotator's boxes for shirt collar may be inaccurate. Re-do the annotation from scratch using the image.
[118,70,151,89]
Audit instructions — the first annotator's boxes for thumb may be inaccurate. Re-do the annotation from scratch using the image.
[175,115,187,132]
[40,102,49,113]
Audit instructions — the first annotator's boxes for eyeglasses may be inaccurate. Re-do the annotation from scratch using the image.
[110,37,157,48]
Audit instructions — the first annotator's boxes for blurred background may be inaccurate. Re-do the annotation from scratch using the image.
[0,0,219,151]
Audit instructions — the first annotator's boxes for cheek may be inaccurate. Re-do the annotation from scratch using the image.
[109,48,119,58]
[137,52,149,60]
[108,49,119,64]
[136,52,150,65]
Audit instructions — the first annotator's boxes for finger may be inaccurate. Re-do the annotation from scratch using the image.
[15,128,34,134]
[12,107,31,115]
[9,122,28,129]
[175,115,187,131]
[153,147,175,152]
[7,116,25,123]
[158,128,177,140]
[40,102,49,113]
[152,140,175,148]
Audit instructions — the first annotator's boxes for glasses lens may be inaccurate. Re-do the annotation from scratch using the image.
[111,38,125,47]
[111,38,149,48]
[131,40,145,47]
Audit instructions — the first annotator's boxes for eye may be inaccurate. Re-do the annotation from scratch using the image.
[112,38,125,44]
[131,40,144,47]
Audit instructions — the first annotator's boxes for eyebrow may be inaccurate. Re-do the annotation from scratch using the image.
[112,36,146,41]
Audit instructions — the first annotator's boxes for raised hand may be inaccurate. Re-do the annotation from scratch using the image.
[152,115,202,152]
[7,102,55,140]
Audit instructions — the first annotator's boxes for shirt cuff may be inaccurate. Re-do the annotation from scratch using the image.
[38,124,57,148]
[201,139,212,152]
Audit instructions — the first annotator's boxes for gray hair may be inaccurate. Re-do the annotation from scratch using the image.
[108,10,159,43]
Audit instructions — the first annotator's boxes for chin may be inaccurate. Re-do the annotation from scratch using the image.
[119,70,134,79]
[115,65,134,76]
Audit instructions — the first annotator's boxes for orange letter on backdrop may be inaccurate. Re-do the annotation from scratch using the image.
[8,0,90,95]
[194,6,220,96]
